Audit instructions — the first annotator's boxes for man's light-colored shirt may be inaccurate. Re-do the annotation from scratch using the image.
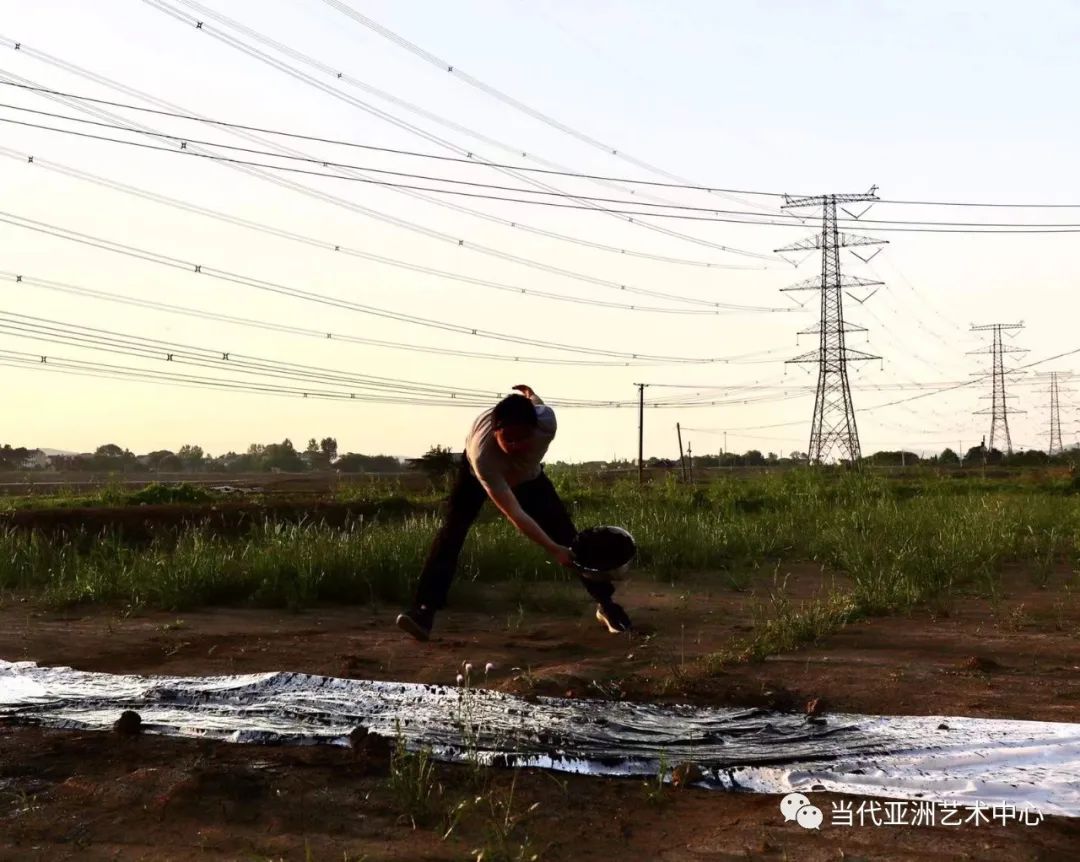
[465,394,556,494]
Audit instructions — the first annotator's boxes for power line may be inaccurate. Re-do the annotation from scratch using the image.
[0,209,743,364]
[314,0,1080,218]
[0,345,803,412]
[140,2,778,259]
[0,317,495,403]
[9,101,1080,230]
[4,64,1077,238]
[150,0,779,219]
[2,83,1078,213]
[715,343,1080,433]
[16,98,1031,235]
[0,147,776,328]
[327,0,688,177]
[873,197,1080,210]
[0,103,788,218]
[0,113,797,227]
[181,0,781,220]
[0,347,493,406]
[863,260,963,344]
[12,111,1080,235]
[9,296,1077,418]
[877,256,965,333]
[685,428,967,447]
[2,312,696,407]
[308,0,768,218]
[0,313,804,410]
[3,310,751,407]
[3,269,797,368]
[649,379,976,391]
[0,85,785,311]
[0,79,780,197]
[0,69,768,321]
[856,302,942,373]
[0,271,703,368]
[13,124,815,308]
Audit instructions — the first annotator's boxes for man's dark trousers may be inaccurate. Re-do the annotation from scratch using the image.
[414,455,615,610]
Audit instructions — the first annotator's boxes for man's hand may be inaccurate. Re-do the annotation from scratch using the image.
[550,545,575,568]
[512,384,535,400]
[483,481,570,566]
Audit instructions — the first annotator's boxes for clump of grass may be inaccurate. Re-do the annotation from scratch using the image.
[454,663,488,789]
[470,775,541,862]
[642,753,670,808]
[736,587,860,662]
[126,482,215,506]
[386,726,440,829]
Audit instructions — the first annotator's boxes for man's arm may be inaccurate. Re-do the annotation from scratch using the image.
[483,480,573,566]
[512,384,542,405]
[513,384,555,437]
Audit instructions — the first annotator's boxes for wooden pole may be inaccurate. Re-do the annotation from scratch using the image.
[687,441,694,482]
[676,422,687,480]
[635,383,645,484]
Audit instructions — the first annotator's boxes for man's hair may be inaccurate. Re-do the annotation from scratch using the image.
[491,393,538,430]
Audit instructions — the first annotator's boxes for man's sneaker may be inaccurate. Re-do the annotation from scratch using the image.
[396,606,434,642]
[596,601,632,634]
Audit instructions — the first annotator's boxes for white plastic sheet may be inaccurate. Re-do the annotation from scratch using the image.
[3,660,1078,816]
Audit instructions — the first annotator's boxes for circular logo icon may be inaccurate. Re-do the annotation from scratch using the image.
[780,792,823,829]
[780,792,811,822]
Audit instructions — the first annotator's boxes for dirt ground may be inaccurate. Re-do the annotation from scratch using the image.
[2,565,1079,860]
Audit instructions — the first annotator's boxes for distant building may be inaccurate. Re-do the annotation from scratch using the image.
[22,450,50,469]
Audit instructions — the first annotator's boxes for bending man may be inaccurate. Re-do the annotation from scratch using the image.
[396,385,632,641]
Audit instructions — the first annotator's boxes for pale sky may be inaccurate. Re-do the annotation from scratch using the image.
[1,0,1078,461]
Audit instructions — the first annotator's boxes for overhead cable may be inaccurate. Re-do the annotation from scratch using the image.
[139,3,779,259]
[0,56,767,315]
[0,210,746,364]
[2,80,1076,211]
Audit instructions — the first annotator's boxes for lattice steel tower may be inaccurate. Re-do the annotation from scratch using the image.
[970,323,1026,454]
[1049,371,1063,456]
[777,189,885,464]
[1037,371,1068,456]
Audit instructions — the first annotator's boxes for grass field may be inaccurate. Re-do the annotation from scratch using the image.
[3,468,1080,860]
[2,469,1078,666]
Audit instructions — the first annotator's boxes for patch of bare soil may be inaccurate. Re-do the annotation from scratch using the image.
[2,565,1078,860]
[2,727,1079,862]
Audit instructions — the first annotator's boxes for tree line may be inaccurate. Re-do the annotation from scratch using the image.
[2,439,1076,476]
[0,439,403,474]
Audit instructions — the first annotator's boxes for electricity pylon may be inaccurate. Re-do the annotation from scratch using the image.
[777,188,886,464]
[1048,371,1063,456]
[970,323,1027,454]
[1035,371,1074,455]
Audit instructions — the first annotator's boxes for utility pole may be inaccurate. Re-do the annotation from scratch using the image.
[777,188,886,465]
[970,323,1027,455]
[634,383,646,483]
[687,441,694,482]
[676,422,687,480]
